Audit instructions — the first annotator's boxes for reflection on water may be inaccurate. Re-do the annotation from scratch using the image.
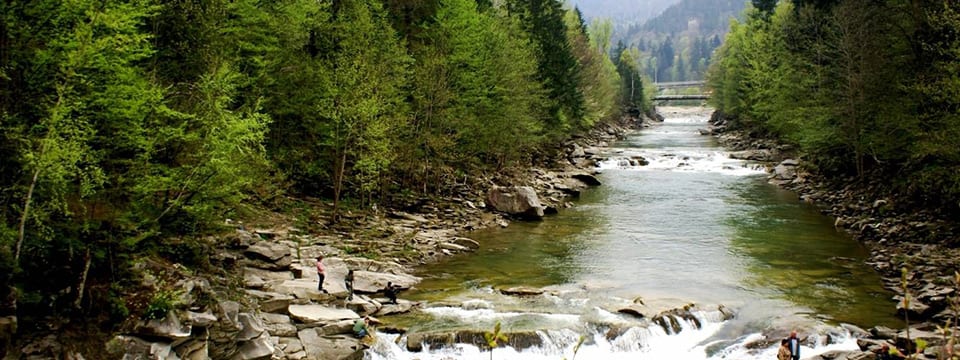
[373,107,900,359]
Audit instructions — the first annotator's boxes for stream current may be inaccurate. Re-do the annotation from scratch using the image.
[366,107,900,360]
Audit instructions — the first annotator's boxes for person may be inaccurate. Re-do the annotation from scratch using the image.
[316,255,327,293]
[777,339,792,360]
[786,330,800,360]
[383,282,401,304]
[875,343,906,360]
[344,269,355,300]
[353,316,370,338]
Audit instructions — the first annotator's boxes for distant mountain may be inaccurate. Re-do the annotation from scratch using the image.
[568,0,681,27]
[616,0,745,82]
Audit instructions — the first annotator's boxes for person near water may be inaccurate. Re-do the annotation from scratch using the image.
[316,255,327,293]
[875,343,906,360]
[777,339,792,360]
[353,316,370,338]
[383,282,401,304]
[786,330,800,360]
[344,269,355,300]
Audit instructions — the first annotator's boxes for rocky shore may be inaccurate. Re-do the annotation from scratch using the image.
[10,113,657,360]
[709,111,960,359]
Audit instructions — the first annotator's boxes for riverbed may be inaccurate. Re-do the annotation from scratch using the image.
[366,106,900,360]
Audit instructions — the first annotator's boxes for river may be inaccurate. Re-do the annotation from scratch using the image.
[366,106,900,360]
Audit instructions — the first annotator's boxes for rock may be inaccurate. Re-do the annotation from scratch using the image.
[237,313,267,341]
[805,350,871,360]
[134,310,192,341]
[173,339,208,360]
[287,305,359,324]
[389,211,429,223]
[352,271,420,293]
[486,186,545,220]
[729,149,773,161]
[185,311,218,327]
[405,330,543,352]
[781,159,799,166]
[297,329,364,360]
[260,313,298,338]
[270,279,332,301]
[107,335,177,360]
[244,290,295,314]
[870,326,898,340]
[245,242,291,262]
[499,286,543,296]
[451,237,480,250]
[698,128,713,135]
[618,304,648,318]
[344,296,379,316]
[570,144,586,158]
[571,173,602,186]
[895,295,931,318]
[773,163,797,181]
[318,320,356,336]
[232,334,274,360]
[277,337,304,355]
[374,299,417,316]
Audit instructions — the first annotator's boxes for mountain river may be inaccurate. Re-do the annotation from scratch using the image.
[366,106,902,360]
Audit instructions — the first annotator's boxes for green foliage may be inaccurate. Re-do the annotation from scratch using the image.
[483,320,508,359]
[143,288,178,320]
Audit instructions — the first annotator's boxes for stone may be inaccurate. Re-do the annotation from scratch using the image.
[107,335,178,360]
[173,339,208,360]
[185,311,218,328]
[450,237,480,250]
[287,305,359,324]
[245,242,291,262]
[244,290,294,314]
[773,164,797,180]
[232,334,274,360]
[297,329,364,360]
[270,279,332,301]
[277,337,303,355]
[374,299,417,316]
[318,320,356,336]
[617,304,648,318]
[134,311,192,341]
[486,186,545,220]
[237,313,267,341]
[499,286,543,296]
[570,173,602,186]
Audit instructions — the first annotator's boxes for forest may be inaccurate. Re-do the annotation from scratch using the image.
[0,0,647,327]
[708,0,960,219]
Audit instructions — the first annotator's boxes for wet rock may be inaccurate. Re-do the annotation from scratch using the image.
[570,172,602,186]
[374,299,417,316]
[617,304,648,318]
[499,286,544,296]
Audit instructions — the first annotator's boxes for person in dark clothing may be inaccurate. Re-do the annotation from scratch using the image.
[383,282,401,304]
[786,330,800,360]
[316,255,327,293]
[344,269,355,301]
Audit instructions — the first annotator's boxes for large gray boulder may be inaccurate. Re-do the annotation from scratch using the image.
[353,271,420,293]
[231,334,274,360]
[486,186,545,220]
[134,311,192,341]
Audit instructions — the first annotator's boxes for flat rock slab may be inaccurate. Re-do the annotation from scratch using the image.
[270,279,339,300]
[353,271,420,293]
[288,305,359,324]
[298,329,364,360]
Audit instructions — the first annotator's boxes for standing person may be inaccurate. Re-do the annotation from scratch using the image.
[777,339,792,360]
[344,269,355,300]
[786,330,800,360]
[316,255,327,293]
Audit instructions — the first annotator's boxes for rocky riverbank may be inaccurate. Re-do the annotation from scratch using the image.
[709,111,960,359]
[9,114,657,360]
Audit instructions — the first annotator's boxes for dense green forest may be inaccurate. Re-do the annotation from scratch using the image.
[708,0,960,216]
[0,0,647,327]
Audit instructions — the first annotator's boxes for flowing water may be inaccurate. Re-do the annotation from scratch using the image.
[366,107,901,360]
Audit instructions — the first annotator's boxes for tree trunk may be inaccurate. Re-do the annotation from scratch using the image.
[15,168,40,265]
[74,248,92,310]
[332,148,347,224]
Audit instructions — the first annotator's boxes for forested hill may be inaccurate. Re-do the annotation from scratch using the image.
[708,1,960,220]
[569,0,680,30]
[605,0,744,82]
[0,0,648,343]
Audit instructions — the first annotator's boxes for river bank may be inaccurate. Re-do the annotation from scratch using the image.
[9,113,658,359]
[709,111,960,359]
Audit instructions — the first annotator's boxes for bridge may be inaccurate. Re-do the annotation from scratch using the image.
[652,81,709,102]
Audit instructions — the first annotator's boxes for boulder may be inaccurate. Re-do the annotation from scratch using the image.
[486,186,545,220]
[270,279,332,301]
[374,299,417,316]
[260,313,297,337]
[185,311,218,328]
[773,163,797,181]
[499,287,543,296]
[617,304,648,318]
[134,310,192,341]
[318,320,356,336]
[244,290,295,314]
[297,329,364,360]
[570,173,602,186]
[287,305,359,324]
[108,335,177,360]
[173,339,208,360]
[245,242,291,262]
[232,334,274,360]
[237,313,267,341]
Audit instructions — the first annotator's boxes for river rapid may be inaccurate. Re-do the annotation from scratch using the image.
[366,107,901,360]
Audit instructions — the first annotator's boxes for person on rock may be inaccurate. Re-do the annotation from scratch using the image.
[316,255,327,293]
[344,269,355,300]
[353,316,370,338]
[875,343,906,360]
[383,282,402,304]
[777,339,792,360]
[786,330,800,360]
